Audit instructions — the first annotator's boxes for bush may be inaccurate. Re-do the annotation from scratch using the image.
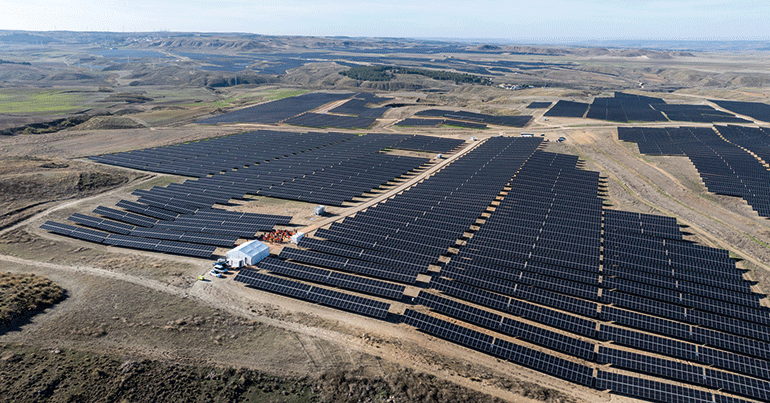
[0,273,64,330]
[340,65,491,84]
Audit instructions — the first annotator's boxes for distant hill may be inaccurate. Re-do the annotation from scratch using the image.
[0,32,56,44]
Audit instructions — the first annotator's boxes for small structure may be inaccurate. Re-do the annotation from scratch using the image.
[470,136,476,141]
[436,153,443,159]
[226,240,269,268]
[521,133,534,137]
[290,232,305,244]
[314,205,326,216]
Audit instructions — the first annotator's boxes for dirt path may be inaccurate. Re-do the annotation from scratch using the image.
[0,254,183,297]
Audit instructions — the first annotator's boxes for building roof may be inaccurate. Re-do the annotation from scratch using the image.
[228,240,268,257]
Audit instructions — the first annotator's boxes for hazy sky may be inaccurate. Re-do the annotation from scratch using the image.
[3,0,770,40]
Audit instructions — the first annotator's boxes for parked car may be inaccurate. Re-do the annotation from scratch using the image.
[216,258,229,267]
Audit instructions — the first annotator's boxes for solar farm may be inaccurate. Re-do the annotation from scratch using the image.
[545,92,752,124]
[224,136,770,403]
[43,129,468,258]
[25,88,770,403]
[9,27,770,403]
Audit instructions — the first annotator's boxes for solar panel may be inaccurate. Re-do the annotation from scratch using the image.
[595,371,713,403]
[414,109,532,127]
[402,309,493,352]
[499,317,596,360]
[233,268,391,319]
[116,200,179,220]
[598,325,699,361]
[705,368,770,401]
[490,338,594,386]
[68,213,135,235]
[40,221,109,243]
[196,93,356,124]
[710,100,770,122]
[526,102,552,109]
[93,206,158,227]
[258,256,405,300]
[234,269,312,299]
[309,287,391,319]
[415,291,502,329]
[598,346,704,385]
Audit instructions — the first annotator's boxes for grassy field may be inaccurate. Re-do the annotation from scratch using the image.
[128,174,185,191]
[0,89,97,114]
[264,89,310,100]
[207,88,310,109]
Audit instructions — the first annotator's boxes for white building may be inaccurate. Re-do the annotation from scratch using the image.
[226,240,269,268]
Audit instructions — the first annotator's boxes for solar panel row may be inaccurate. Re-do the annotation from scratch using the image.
[618,126,770,217]
[394,118,488,129]
[40,221,109,243]
[278,247,418,284]
[233,269,391,319]
[284,112,377,129]
[91,130,355,178]
[709,100,770,123]
[291,136,544,281]
[490,337,595,386]
[599,346,770,401]
[259,152,429,206]
[116,199,179,221]
[328,97,390,118]
[391,135,466,153]
[93,206,158,227]
[429,277,598,338]
[68,212,135,235]
[196,92,356,124]
[34,223,211,258]
[49,194,296,255]
[415,291,595,360]
[257,256,406,300]
[414,109,532,127]
[595,371,713,403]
[544,100,589,118]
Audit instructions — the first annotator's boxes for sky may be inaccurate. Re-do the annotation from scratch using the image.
[3,0,770,41]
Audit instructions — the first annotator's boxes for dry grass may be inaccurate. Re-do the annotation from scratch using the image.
[0,343,523,403]
[0,272,64,330]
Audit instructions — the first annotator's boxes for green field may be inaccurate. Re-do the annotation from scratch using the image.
[264,89,309,100]
[0,89,95,114]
